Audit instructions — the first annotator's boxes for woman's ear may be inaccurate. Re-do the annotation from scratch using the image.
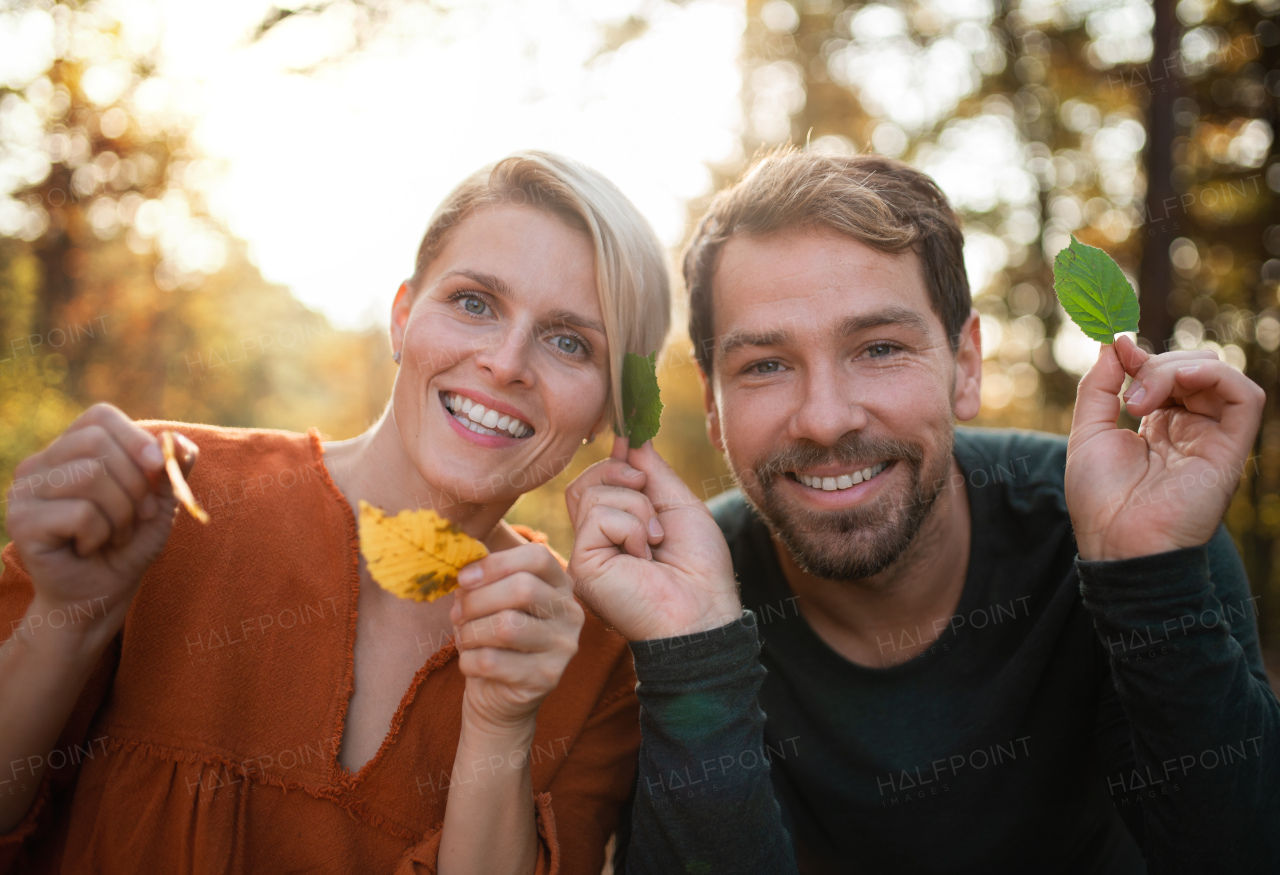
[389,282,413,357]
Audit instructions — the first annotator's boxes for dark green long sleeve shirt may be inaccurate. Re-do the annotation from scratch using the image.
[615,427,1280,874]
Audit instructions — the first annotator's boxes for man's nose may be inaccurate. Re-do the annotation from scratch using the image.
[787,363,868,446]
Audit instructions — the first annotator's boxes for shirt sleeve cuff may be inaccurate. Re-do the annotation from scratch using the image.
[628,610,762,687]
[1076,543,1221,639]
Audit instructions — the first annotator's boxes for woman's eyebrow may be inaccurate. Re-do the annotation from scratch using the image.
[442,268,515,299]
[545,308,605,336]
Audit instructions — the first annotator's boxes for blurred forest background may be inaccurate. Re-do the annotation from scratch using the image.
[1,0,1279,660]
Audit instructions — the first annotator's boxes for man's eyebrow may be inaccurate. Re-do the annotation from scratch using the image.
[837,306,932,338]
[442,269,514,299]
[719,328,796,359]
[718,306,933,359]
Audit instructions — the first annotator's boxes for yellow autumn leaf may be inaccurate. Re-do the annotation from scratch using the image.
[356,500,489,602]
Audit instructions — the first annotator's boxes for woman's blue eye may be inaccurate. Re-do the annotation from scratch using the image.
[553,335,581,355]
[462,296,488,315]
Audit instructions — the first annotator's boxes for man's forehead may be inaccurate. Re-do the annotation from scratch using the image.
[711,228,934,334]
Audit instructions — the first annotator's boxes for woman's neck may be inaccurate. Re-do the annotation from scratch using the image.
[322,408,515,541]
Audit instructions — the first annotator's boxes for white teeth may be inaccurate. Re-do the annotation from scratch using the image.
[796,462,888,491]
[445,393,532,438]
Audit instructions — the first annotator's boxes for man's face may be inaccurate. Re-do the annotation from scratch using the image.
[704,226,981,582]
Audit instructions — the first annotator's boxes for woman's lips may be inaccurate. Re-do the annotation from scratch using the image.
[441,391,533,439]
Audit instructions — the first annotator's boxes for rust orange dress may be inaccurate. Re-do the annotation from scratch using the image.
[0,424,640,874]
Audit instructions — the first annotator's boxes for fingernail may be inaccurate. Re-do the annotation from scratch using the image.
[140,493,158,520]
[1126,386,1146,406]
[1177,364,1202,376]
[1122,380,1142,401]
[648,517,663,538]
[625,467,643,479]
[644,544,653,560]
[141,442,164,470]
[457,564,482,587]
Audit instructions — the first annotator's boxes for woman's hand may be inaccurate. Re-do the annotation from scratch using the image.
[566,437,741,642]
[5,403,196,645]
[449,543,585,733]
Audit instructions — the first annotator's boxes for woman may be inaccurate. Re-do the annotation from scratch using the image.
[0,152,670,874]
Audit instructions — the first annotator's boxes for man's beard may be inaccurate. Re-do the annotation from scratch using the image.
[737,429,954,583]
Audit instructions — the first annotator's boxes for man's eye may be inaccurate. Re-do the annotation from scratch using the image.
[867,343,898,358]
[753,361,783,373]
[553,335,581,355]
[461,295,489,316]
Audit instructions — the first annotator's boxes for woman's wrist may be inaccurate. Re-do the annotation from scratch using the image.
[19,592,121,667]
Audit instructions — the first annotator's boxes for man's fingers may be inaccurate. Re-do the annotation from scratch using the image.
[1125,356,1261,421]
[1069,343,1127,449]
[574,486,663,544]
[580,504,652,560]
[626,442,701,514]
[565,458,647,523]
[1168,361,1265,437]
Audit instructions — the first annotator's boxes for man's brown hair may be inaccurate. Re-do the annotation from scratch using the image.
[682,149,971,374]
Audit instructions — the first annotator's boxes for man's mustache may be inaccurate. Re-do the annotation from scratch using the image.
[752,434,926,484]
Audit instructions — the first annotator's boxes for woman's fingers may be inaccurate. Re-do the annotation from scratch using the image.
[457,646,572,690]
[453,571,573,625]
[8,498,114,558]
[457,543,567,592]
[455,608,557,653]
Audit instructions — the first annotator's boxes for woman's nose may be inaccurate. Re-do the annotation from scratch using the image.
[474,324,534,386]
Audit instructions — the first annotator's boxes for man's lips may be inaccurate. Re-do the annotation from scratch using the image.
[787,460,891,493]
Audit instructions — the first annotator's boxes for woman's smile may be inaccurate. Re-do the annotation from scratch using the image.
[439,389,535,442]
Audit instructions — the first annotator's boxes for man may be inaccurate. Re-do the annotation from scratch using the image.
[566,150,1279,874]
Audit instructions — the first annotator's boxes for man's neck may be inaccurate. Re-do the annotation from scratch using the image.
[773,455,972,669]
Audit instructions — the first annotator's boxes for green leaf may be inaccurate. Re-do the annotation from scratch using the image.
[1052,235,1140,343]
[621,351,663,449]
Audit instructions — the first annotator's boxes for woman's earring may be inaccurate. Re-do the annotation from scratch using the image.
[392,350,402,365]
[583,431,596,445]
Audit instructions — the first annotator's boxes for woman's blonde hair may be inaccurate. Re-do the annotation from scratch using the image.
[408,151,671,435]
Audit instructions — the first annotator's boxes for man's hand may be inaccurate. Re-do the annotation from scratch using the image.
[1065,335,1265,562]
[566,436,741,642]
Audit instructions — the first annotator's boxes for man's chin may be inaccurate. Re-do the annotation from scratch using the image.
[748,478,935,583]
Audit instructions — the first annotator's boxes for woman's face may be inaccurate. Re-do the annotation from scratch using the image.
[389,203,608,506]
